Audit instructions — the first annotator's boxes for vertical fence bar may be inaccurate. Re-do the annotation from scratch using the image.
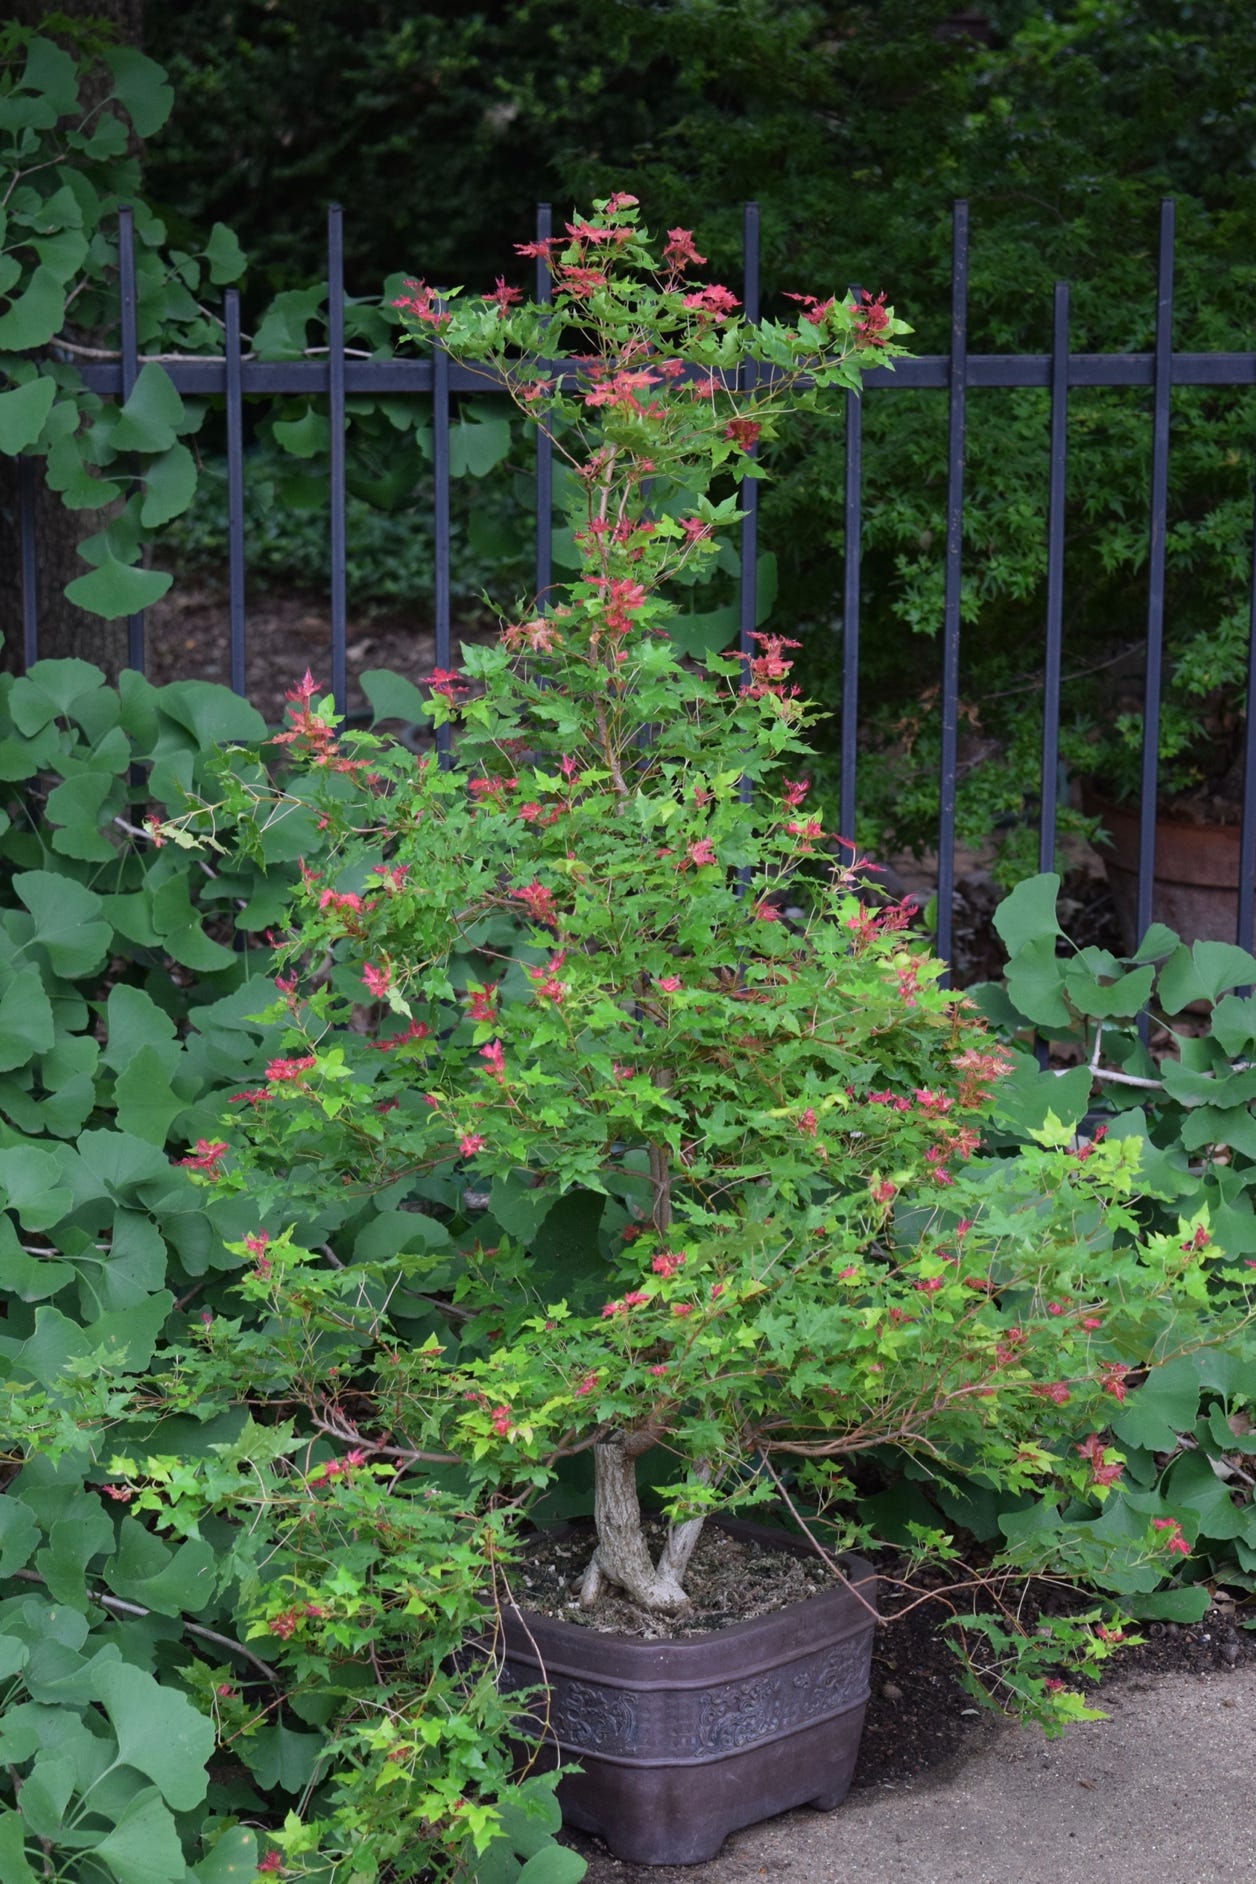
[1137,200,1175,950]
[533,203,553,609]
[840,379,862,845]
[19,454,37,668]
[224,289,246,696]
[118,207,143,674]
[1038,281,1070,874]
[1237,470,1256,954]
[433,302,452,767]
[935,200,969,977]
[737,203,760,674]
[327,205,347,715]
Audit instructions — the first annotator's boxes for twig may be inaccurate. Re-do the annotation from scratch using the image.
[755,1452,880,1622]
[310,1410,460,1467]
[113,815,217,880]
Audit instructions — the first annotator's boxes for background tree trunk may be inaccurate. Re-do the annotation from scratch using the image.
[0,0,143,679]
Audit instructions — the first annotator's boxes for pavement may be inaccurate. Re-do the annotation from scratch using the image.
[563,1665,1256,1882]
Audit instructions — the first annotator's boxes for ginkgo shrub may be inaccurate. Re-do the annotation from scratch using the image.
[170,199,1255,1731]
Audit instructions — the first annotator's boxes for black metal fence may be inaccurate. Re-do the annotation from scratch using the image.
[22,198,1256,968]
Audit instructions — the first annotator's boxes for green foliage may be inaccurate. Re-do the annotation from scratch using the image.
[143,203,1256,1744]
[140,2,1256,867]
[967,872,1256,1601]
[0,659,582,1882]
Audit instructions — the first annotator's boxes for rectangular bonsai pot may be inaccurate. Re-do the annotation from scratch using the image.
[498,1518,877,1866]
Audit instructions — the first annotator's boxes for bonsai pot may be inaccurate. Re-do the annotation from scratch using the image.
[498,1518,878,1867]
[1086,792,1254,953]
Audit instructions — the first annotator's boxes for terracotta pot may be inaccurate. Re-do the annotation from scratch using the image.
[1086,792,1255,954]
[498,1518,877,1867]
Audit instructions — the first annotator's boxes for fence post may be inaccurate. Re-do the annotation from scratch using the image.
[839,343,862,847]
[1136,198,1176,952]
[1038,280,1070,875]
[328,204,347,715]
[225,288,246,695]
[936,200,969,976]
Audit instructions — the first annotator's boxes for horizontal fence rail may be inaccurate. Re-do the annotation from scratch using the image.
[17,200,1256,972]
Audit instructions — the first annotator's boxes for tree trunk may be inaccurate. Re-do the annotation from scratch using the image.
[0,0,142,679]
[579,1434,704,1614]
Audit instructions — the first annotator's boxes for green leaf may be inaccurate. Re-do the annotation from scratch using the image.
[9,657,105,733]
[361,668,432,725]
[449,414,511,477]
[1132,922,1181,964]
[273,403,329,458]
[93,1787,187,1884]
[16,1754,76,1839]
[65,556,173,621]
[202,222,246,285]
[253,287,326,360]
[488,1174,559,1244]
[109,365,186,455]
[91,1664,214,1810]
[34,1508,113,1607]
[239,1722,324,1794]
[34,226,89,285]
[1123,1586,1211,1622]
[992,873,1063,955]
[115,1046,184,1145]
[353,1209,449,1261]
[155,680,266,747]
[102,987,177,1077]
[0,375,55,453]
[1003,936,1070,1028]
[104,47,174,137]
[1159,941,1256,1014]
[1109,1355,1203,1452]
[44,767,117,836]
[0,966,55,1071]
[0,266,64,350]
[1210,994,1256,1059]
[0,1497,40,1577]
[516,1847,588,1883]
[1164,1449,1245,1541]
[75,1130,185,1208]
[13,870,112,977]
[490,1775,563,1859]
[22,35,80,115]
[192,1826,259,1884]
[140,441,197,527]
[79,1211,168,1316]
[105,1519,216,1618]
[0,1146,73,1230]
[1062,951,1154,1019]
[0,1812,38,1884]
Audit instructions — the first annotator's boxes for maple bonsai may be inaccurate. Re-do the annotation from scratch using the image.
[183,202,1238,1674]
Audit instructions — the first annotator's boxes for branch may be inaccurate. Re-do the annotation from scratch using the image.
[309,1410,461,1467]
[10,1568,280,1682]
[51,340,375,364]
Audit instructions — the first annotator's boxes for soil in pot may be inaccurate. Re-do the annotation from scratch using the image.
[497,1519,877,1867]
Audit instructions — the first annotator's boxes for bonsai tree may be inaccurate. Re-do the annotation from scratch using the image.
[170,201,1251,1671]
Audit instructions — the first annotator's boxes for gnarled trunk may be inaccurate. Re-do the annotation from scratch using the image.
[579,1433,709,1614]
